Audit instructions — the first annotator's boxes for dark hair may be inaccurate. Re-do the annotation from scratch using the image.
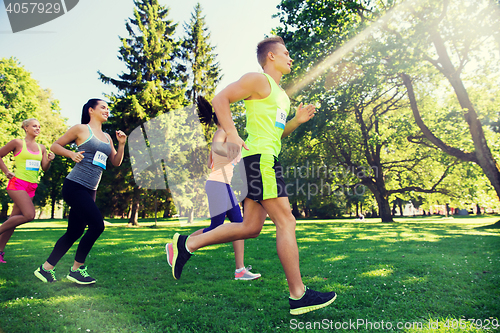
[257,36,285,68]
[81,99,104,124]
[196,95,218,126]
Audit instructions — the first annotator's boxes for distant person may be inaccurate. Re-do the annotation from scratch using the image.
[34,99,127,284]
[166,96,260,281]
[168,36,336,315]
[0,119,54,263]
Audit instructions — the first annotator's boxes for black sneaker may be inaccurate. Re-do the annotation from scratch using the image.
[172,233,192,280]
[67,265,96,285]
[34,265,57,283]
[289,287,337,315]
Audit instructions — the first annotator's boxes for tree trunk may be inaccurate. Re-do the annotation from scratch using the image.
[128,189,140,226]
[187,207,194,224]
[366,182,393,222]
[291,200,300,218]
[0,203,8,219]
[129,201,139,226]
[51,198,56,219]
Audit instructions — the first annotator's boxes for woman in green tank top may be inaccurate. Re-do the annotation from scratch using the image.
[0,118,54,263]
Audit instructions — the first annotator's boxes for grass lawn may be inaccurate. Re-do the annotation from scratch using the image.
[0,215,499,332]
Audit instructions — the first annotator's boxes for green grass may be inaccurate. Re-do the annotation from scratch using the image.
[0,215,499,332]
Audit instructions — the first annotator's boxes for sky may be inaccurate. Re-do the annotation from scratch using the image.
[0,0,282,126]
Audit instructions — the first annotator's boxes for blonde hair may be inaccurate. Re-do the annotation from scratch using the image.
[22,118,39,131]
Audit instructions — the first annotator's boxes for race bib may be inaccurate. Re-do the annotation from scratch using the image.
[92,151,108,169]
[275,108,287,130]
[26,160,40,171]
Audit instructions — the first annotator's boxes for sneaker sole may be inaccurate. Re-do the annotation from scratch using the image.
[166,243,173,267]
[34,270,52,283]
[66,275,96,285]
[235,274,261,281]
[290,293,337,315]
[172,233,180,280]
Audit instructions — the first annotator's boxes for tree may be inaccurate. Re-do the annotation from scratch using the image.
[0,57,41,217]
[0,58,67,218]
[31,88,69,218]
[274,2,463,222]
[178,3,223,223]
[395,0,500,202]
[99,0,187,225]
[34,154,73,218]
[182,2,222,103]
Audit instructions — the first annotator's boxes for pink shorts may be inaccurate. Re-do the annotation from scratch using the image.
[6,177,38,198]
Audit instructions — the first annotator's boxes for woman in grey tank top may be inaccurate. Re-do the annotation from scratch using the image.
[34,99,127,284]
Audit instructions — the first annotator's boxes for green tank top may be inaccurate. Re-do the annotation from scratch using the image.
[242,73,290,158]
[14,139,42,183]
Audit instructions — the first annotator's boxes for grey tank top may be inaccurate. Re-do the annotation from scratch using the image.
[66,125,112,190]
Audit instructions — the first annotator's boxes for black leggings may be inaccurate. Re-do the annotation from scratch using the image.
[47,179,104,266]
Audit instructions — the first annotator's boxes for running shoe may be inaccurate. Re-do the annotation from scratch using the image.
[289,287,337,315]
[0,251,6,263]
[165,243,173,267]
[172,233,192,280]
[235,265,261,280]
[34,265,57,283]
[67,265,96,285]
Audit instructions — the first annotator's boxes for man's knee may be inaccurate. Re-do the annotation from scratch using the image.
[274,212,296,229]
[241,224,262,238]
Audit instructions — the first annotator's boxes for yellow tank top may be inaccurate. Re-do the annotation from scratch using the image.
[242,73,290,158]
[14,140,42,183]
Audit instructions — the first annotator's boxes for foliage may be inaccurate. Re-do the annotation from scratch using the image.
[389,0,500,200]
[272,0,500,220]
[182,2,222,103]
[0,58,67,218]
[98,0,188,224]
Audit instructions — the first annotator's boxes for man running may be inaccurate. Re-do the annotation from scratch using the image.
[170,36,336,315]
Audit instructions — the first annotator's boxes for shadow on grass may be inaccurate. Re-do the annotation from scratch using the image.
[475,220,500,229]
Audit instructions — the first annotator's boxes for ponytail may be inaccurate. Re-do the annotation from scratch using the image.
[81,98,104,124]
[196,96,218,126]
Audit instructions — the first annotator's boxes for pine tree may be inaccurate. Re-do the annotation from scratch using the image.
[99,0,187,225]
[182,3,222,103]
[178,3,223,223]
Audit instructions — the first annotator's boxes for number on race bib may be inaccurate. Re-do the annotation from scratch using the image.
[275,108,287,130]
[26,160,40,171]
[92,151,108,169]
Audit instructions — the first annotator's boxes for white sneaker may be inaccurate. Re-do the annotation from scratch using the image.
[235,265,261,280]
